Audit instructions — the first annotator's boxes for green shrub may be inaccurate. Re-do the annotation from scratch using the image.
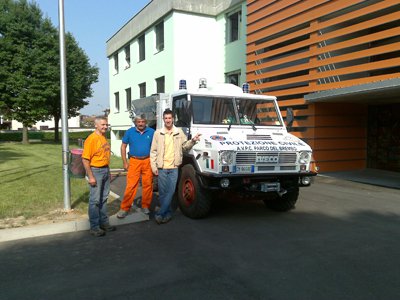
[0,130,107,142]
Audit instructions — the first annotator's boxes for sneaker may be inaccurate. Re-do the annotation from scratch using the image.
[142,207,150,215]
[100,223,116,232]
[90,228,105,237]
[155,215,163,225]
[161,216,172,224]
[117,209,129,219]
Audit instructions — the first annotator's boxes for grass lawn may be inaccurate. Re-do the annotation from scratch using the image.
[0,141,121,219]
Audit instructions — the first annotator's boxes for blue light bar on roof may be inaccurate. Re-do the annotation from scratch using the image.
[179,79,187,90]
[242,82,250,93]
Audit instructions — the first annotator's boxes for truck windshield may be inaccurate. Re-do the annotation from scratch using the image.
[191,96,282,126]
[236,98,282,126]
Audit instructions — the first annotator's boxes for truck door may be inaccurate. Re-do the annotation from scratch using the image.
[172,94,191,137]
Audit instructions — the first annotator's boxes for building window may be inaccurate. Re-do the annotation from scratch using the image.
[227,10,241,43]
[114,92,120,113]
[156,76,165,93]
[139,82,146,98]
[124,45,130,69]
[125,88,131,111]
[155,21,164,52]
[113,53,119,73]
[225,70,241,86]
[138,34,145,62]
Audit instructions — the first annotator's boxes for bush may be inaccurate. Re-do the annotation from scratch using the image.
[0,131,44,141]
[0,130,106,142]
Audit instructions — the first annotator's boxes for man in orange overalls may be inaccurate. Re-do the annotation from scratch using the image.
[117,114,155,218]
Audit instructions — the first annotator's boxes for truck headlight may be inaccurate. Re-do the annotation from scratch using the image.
[301,176,312,185]
[299,151,311,164]
[220,151,234,165]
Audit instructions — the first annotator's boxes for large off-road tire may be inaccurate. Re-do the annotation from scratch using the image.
[263,184,299,212]
[177,164,211,218]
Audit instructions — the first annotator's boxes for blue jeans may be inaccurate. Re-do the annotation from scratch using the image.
[156,168,178,218]
[88,167,110,230]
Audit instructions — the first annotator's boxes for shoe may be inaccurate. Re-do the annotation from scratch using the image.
[161,216,172,224]
[100,223,116,232]
[90,228,105,237]
[155,215,163,225]
[142,207,150,215]
[117,209,129,219]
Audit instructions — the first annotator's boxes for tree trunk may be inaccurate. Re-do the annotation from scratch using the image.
[22,125,29,144]
[54,115,60,142]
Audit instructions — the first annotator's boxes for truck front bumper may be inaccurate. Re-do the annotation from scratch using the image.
[196,172,317,191]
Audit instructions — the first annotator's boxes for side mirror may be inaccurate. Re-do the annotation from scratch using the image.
[286,108,294,129]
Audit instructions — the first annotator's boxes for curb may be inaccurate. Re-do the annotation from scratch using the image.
[0,212,149,243]
[0,190,148,243]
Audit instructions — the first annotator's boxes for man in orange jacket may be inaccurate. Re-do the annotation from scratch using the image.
[117,114,155,218]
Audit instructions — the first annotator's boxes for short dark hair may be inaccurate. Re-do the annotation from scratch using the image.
[163,109,173,117]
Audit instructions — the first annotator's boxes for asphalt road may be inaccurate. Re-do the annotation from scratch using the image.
[1,176,399,300]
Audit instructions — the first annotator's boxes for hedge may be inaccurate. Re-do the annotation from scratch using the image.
[0,130,109,142]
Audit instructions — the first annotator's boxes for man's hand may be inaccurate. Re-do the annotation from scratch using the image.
[192,133,201,142]
[123,161,129,170]
[88,176,97,187]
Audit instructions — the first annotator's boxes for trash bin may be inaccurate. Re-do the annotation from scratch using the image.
[69,149,86,178]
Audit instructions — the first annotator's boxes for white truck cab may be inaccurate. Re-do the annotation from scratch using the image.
[128,79,317,218]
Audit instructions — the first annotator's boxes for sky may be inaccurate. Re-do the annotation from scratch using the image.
[30,0,151,115]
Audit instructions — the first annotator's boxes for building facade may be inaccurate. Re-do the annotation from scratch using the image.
[246,0,400,172]
[10,116,80,130]
[106,0,246,155]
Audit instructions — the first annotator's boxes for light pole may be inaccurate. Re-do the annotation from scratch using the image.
[58,0,71,210]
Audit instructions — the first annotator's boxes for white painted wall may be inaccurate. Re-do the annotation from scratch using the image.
[107,1,247,156]
[11,116,80,130]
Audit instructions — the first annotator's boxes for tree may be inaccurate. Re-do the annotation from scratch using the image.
[49,33,98,142]
[0,0,99,143]
[0,0,55,143]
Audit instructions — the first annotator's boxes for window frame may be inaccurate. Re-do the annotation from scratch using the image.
[125,88,131,111]
[155,21,164,53]
[226,10,241,43]
[124,45,131,69]
[155,76,165,93]
[139,82,146,98]
[225,70,241,86]
[113,53,119,74]
[138,34,145,62]
[114,92,120,113]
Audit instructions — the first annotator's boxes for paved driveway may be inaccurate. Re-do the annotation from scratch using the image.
[0,176,399,300]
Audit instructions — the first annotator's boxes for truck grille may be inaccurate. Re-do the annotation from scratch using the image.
[246,135,272,140]
[280,166,296,171]
[236,152,297,164]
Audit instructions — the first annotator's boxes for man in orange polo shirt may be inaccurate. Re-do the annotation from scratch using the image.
[82,116,116,237]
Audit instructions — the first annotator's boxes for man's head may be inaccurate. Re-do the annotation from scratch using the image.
[134,114,147,132]
[94,116,108,135]
[163,109,174,130]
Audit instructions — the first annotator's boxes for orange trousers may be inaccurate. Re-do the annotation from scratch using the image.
[120,157,153,211]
